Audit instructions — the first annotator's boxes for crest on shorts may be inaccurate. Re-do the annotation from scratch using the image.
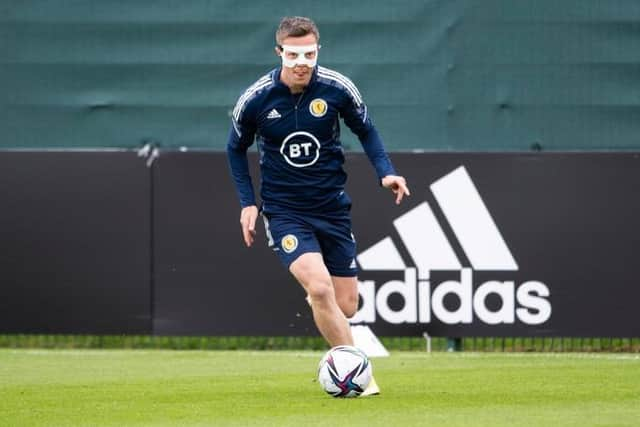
[281,234,298,253]
[309,98,328,117]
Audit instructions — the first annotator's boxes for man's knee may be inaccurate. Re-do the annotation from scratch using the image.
[307,280,334,303]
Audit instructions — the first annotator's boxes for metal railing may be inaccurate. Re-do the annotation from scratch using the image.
[1,335,639,352]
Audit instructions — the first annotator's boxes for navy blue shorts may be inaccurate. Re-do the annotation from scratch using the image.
[262,196,358,277]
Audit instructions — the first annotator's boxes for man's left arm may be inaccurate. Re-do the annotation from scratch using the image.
[341,90,410,204]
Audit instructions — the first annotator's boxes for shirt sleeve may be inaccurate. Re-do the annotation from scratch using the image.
[339,85,397,181]
[226,100,258,208]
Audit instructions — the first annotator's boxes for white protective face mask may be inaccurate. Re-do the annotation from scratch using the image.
[279,44,319,68]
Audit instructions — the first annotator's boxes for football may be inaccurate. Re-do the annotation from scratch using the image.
[317,345,372,397]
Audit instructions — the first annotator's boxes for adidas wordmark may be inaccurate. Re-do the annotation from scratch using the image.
[353,166,551,326]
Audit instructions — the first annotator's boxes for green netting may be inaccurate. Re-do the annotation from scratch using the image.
[2,0,640,150]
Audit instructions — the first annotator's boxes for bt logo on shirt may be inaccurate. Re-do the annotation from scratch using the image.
[280,131,321,168]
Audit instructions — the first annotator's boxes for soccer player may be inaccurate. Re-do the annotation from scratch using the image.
[227,16,410,395]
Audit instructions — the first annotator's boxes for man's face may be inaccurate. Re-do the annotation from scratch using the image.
[277,33,318,86]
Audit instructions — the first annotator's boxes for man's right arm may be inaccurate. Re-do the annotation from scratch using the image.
[227,111,258,247]
[227,127,257,209]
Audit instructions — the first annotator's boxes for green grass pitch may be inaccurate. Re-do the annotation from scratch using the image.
[1,349,639,426]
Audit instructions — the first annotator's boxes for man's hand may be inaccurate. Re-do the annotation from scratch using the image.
[381,175,410,205]
[240,205,259,247]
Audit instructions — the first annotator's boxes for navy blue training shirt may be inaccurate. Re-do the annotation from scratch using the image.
[227,65,396,214]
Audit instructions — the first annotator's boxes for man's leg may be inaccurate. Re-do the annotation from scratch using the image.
[331,275,380,396]
[290,252,354,347]
[332,276,358,318]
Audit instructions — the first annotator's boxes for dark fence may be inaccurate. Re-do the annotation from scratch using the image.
[0,151,151,334]
[2,150,639,339]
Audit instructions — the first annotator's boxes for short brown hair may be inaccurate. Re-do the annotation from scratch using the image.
[276,16,320,45]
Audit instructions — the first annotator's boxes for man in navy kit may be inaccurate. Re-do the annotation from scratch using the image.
[227,16,409,394]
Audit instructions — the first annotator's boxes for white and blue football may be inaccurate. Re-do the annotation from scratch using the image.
[317,345,372,397]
